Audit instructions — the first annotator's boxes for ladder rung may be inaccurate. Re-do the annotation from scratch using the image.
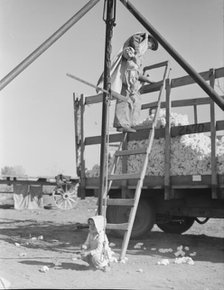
[106,223,129,230]
[115,148,147,156]
[106,198,135,206]
[133,124,152,130]
[108,173,141,181]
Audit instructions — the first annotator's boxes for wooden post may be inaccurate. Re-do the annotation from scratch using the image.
[209,69,218,199]
[193,104,198,124]
[73,93,86,199]
[98,0,116,215]
[164,78,172,200]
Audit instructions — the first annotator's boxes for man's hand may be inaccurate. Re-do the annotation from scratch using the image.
[81,250,91,258]
[81,244,87,250]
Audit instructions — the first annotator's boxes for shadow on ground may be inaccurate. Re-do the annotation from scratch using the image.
[0,217,223,264]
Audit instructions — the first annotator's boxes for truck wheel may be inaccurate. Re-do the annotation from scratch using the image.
[156,216,195,234]
[106,198,155,239]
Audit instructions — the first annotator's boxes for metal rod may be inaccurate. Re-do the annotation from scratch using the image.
[0,0,100,91]
[66,73,128,102]
[120,0,224,110]
[98,0,116,215]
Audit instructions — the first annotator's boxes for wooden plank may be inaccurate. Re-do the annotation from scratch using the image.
[141,97,211,110]
[170,121,224,137]
[171,67,224,89]
[108,173,141,181]
[141,67,224,95]
[106,223,128,230]
[164,79,172,200]
[84,120,224,146]
[106,198,135,206]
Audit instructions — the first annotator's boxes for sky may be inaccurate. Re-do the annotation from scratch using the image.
[0,0,224,178]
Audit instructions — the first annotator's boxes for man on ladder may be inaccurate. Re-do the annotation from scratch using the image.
[98,32,159,133]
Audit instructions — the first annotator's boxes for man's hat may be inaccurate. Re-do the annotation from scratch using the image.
[148,35,159,51]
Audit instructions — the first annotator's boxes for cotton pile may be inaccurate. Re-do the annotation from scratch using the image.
[87,111,224,176]
[140,109,189,128]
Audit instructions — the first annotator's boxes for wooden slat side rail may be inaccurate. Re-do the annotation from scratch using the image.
[141,97,213,110]
[108,173,141,181]
[84,120,224,146]
[141,66,224,94]
[106,223,129,230]
[171,67,224,89]
[82,174,224,189]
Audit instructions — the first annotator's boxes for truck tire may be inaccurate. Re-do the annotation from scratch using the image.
[106,198,155,239]
[156,216,195,234]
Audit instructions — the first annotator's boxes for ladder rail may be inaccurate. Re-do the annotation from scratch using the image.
[120,62,170,260]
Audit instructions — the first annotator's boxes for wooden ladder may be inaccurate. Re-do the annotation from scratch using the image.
[103,61,169,260]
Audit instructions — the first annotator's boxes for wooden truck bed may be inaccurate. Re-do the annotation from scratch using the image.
[74,65,224,200]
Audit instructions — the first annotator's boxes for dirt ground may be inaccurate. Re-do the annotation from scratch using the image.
[0,194,224,290]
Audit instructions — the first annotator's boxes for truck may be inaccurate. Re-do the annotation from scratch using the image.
[73,63,224,239]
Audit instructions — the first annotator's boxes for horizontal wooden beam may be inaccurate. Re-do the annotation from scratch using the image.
[84,120,224,145]
[84,174,224,189]
[0,176,79,186]
[141,97,213,110]
[108,173,141,180]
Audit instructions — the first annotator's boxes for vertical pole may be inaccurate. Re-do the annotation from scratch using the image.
[164,78,171,200]
[98,0,116,214]
[74,94,86,199]
[193,105,198,124]
[209,69,217,199]
[73,93,81,178]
